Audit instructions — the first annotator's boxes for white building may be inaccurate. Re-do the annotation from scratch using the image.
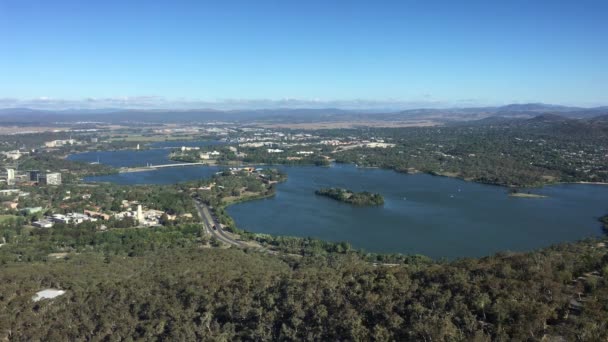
[267,149,284,153]
[52,214,70,224]
[42,172,62,185]
[2,150,23,160]
[136,205,144,224]
[6,168,15,183]
[33,220,54,228]
[0,189,20,196]
[44,139,76,148]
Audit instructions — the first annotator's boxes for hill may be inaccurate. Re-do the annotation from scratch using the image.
[0,103,607,125]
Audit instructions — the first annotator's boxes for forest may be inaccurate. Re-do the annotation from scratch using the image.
[326,118,608,187]
[1,235,607,341]
[19,154,117,181]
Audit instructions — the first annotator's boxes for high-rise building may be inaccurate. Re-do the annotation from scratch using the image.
[6,168,15,183]
[28,170,41,182]
[40,172,62,185]
[136,205,144,223]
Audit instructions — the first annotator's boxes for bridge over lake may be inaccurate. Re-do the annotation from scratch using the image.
[119,162,207,173]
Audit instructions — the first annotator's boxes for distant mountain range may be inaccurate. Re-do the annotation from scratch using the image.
[0,103,607,124]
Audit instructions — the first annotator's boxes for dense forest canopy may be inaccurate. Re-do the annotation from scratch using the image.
[1,239,607,341]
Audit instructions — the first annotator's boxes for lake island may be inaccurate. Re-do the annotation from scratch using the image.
[315,187,385,206]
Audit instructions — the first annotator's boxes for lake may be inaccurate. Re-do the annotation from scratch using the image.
[71,147,608,259]
[68,140,225,168]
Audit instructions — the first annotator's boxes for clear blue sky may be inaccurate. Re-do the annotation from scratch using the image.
[0,0,607,109]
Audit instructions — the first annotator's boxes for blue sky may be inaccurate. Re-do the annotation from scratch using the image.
[0,0,607,109]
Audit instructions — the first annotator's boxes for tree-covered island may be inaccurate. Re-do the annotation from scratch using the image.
[315,187,384,206]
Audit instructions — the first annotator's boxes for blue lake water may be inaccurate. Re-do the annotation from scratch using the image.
[68,140,225,168]
[72,147,608,259]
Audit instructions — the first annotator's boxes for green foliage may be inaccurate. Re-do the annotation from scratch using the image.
[1,240,607,340]
[19,155,117,181]
[329,120,608,187]
[315,187,384,206]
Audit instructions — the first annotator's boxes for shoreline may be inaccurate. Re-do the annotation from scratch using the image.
[70,157,608,261]
[70,145,608,189]
[509,192,548,199]
[568,181,608,185]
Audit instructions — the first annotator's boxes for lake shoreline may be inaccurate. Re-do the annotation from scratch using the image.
[70,146,606,189]
[509,192,548,199]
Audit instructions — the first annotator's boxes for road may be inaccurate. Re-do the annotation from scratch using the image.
[193,200,247,247]
[193,200,403,265]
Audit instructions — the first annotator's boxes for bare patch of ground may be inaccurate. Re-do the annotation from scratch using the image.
[255,120,440,129]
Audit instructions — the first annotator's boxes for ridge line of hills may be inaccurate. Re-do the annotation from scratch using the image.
[0,103,607,124]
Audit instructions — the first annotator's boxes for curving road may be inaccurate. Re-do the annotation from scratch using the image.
[194,200,247,247]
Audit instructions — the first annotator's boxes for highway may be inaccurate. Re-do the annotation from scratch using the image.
[193,200,247,247]
[193,200,399,265]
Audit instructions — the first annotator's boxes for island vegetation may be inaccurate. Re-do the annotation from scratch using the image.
[315,187,384,206]
[508,188,548,198]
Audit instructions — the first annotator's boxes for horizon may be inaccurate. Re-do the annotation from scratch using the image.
[1,1,607,109]
[1,99,607,112]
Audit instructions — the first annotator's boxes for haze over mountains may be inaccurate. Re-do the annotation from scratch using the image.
[0,103,607,124]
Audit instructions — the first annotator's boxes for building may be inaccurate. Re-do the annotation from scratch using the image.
[40,172,62,185]
[32,220,54,228]
[5,168,15,183]
[51,214,69,224]
[44,139,76,148]
[51,212,96,225]
[1,150,23,160]
[84,210,110,221]
[0,189,20,197]
[136,205,144,224]
[267,149,284,153]
[28,170,41,182]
